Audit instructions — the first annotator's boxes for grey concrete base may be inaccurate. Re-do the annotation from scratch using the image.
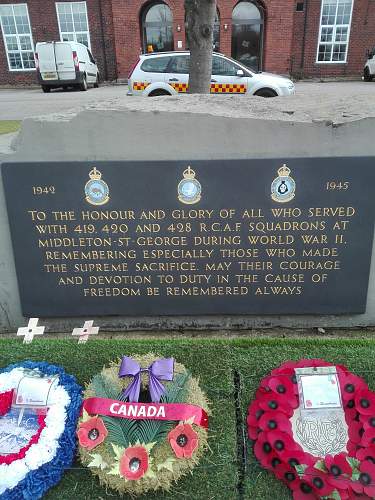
[1,110,375,332]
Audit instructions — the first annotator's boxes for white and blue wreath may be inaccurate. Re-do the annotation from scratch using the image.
[0,361,82,499]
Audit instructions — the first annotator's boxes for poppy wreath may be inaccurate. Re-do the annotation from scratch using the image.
[0,360,82,499]
[77,354,210,495]
[247,359,375,500]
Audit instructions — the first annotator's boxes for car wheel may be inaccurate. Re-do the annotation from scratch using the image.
[42,86,51,93]
[80,75,88,91]
[254,88,278,98]
[364,67,373,82]
[148,89,171,97]
[94,74,99,88]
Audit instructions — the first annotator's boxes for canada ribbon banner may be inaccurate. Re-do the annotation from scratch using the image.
[82,397,209,429]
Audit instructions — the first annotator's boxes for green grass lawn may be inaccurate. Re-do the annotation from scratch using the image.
[0,339,238,500]
[1,336,375,499]
[0,120,21,135]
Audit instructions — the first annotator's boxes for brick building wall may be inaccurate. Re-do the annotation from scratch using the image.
[0,0,116,85]
[0,0,374,85]
[292,0,375,78]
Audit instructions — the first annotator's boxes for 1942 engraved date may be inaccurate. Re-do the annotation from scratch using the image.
[32,186,55,195]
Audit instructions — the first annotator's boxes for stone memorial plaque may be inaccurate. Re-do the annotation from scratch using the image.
[2,158,374,317]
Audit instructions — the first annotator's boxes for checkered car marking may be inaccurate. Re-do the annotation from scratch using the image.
[133,81,150,91]
[210,83,246,93]
[170,82,247,93]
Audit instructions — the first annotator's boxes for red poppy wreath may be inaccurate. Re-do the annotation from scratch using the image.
[247,359,375,500]
[77,354,210,495]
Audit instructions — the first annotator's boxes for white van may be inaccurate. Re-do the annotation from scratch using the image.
[35,41,99,92]
[364,47,375,81]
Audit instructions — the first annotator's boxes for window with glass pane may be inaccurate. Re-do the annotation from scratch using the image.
[56,2,90,48]
[317,0,353,63]
[0,4,34,70]
[212,56,239,76]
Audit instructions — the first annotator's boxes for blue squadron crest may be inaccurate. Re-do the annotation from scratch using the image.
[178,166,201,205]
[271,164,296,203]
[85,167,109,206]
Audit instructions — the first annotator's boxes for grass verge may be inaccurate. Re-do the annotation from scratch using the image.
[0,338,238,500]
[0,120,21,135]
[2,336,375,499]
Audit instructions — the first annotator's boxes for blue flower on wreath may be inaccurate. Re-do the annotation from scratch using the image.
[0,361,82,500]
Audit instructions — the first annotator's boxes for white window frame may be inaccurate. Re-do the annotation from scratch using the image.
[0,3,35,72]
[316,0,354,64]
[55,1,91,49]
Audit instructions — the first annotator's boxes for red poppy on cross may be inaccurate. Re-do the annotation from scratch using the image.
[72,320,99,344]
[17,318,45,344]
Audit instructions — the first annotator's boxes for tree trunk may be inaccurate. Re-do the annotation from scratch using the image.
[185,0,216,94]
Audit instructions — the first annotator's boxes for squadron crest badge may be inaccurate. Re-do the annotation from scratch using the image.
[178,166,202,204]
[271,164,296,203]
[85,167,109,206]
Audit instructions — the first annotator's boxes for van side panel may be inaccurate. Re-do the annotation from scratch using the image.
[55,42,76,80]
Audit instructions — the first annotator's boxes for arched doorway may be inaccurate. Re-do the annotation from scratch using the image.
[231,1,264,71]
[141,2,173,53]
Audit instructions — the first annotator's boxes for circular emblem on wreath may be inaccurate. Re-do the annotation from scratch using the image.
[271,164,296,203]
[178,166,202,205]
[0,361,82,498]
[248,359,375,499]
[77,354,210,495]
[85,167,110,206]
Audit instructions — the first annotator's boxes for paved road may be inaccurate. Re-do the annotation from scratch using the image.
[0,85,128,120]
[0,81,372,120]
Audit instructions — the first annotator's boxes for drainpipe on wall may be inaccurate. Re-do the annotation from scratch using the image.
[300,0,309,77]
[98,0,109,81]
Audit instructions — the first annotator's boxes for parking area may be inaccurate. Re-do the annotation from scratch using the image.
[0,85,127,120]
[0,80,373,121]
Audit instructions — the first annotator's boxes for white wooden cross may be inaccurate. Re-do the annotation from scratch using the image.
[17,318,45,344]
[72,320,99,344]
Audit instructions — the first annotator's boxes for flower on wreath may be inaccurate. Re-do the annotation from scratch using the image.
[339,373,368,403]
[291,480,317,500]
[303,465,335,497]
[119,446,149,480]
[77,415,108,451]
[168,423,198,459]
[324,453,352,489]
[248,359,375,500]
[360,428,375,448]
[351,460,375,497]
[355,390,375,416]
[257,392,294,417]
[267,375,298,407]
[0,389,13,416]
[274,463,300,490]
[359,413,375,432]
[258,411,292,434]
[356,446,375,464]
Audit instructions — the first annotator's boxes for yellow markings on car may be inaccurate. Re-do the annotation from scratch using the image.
[133,81,150,91]
[170,82,247,93]
[210,83,247,93]
[171,83,188,92]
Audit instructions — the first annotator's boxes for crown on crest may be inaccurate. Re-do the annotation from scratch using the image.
[183,166,196,180]
[89,167,102,180]
[278,164,291,177]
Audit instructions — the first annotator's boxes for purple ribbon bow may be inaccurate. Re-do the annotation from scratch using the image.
[119,356,174,403]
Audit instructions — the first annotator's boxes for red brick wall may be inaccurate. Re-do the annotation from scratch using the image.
[1,0,374,85]
[0,0,116,85]
[112,0,296,79]
[292,0,375,78]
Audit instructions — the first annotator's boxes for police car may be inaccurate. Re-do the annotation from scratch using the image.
[127,51,295,97]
